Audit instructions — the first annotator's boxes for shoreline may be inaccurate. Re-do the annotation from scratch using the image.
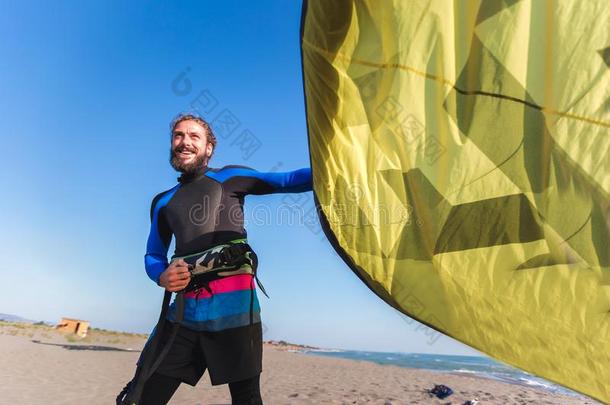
[300,349,585,400]
[296,347,581,399]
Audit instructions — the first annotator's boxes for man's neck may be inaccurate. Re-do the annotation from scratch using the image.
[177,166,209,183]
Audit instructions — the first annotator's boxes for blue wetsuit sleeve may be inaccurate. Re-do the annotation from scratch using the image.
[251,167,313,194]
[144,193,174,285]
[209,166,313,196]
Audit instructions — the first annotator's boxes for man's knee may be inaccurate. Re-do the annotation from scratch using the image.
[228,374,263,405]
[140,372,182,405]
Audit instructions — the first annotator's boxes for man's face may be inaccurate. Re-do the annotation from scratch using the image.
[170,119,213,173]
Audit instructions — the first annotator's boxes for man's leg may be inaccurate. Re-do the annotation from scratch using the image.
[228,374,263,405]
[139,322,205,404]
[139,372,182,405]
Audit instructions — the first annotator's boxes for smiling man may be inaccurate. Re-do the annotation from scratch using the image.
[136,113,312,404]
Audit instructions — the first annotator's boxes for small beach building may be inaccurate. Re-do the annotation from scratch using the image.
[56,318,89,337]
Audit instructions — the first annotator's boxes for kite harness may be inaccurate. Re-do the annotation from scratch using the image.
[116,240,265,405]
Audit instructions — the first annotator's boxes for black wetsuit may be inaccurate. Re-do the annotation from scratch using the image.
[141,165,312,403]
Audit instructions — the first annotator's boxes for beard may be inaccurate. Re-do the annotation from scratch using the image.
[169,147,209,174]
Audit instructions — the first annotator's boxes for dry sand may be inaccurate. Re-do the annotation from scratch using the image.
[0,322,601,405]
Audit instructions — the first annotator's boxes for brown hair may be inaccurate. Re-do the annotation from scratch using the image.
[170,113,217,156]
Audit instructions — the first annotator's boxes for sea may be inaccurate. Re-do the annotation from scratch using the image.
[302,349,579,397]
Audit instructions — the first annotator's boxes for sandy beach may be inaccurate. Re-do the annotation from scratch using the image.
[0,321,600,405]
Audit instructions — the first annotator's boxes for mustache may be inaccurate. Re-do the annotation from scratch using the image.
[173,146,198,154]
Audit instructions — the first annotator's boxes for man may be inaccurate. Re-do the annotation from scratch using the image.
[140,113,312,404]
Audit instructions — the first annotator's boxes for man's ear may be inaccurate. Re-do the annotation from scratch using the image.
[206,144,213,157]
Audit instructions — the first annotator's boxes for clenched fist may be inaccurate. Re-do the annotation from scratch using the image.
[159,259,191,292]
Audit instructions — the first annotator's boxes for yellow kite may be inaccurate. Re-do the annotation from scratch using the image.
[301,1,610,401]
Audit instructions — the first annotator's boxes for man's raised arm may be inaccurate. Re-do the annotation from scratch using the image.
[207,166,312,195]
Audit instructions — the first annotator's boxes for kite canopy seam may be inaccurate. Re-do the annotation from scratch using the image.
[302,39,610,130]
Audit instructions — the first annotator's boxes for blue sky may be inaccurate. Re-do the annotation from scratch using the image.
[0,0,479,356]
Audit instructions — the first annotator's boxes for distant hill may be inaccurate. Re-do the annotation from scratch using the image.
[0,313,49,324]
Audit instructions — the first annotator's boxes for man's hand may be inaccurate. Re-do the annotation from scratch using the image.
[159,259,191,292]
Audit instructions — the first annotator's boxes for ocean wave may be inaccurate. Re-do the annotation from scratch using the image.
[518,377,554,389]
[452,369,478,374]
[309,348,344,353]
